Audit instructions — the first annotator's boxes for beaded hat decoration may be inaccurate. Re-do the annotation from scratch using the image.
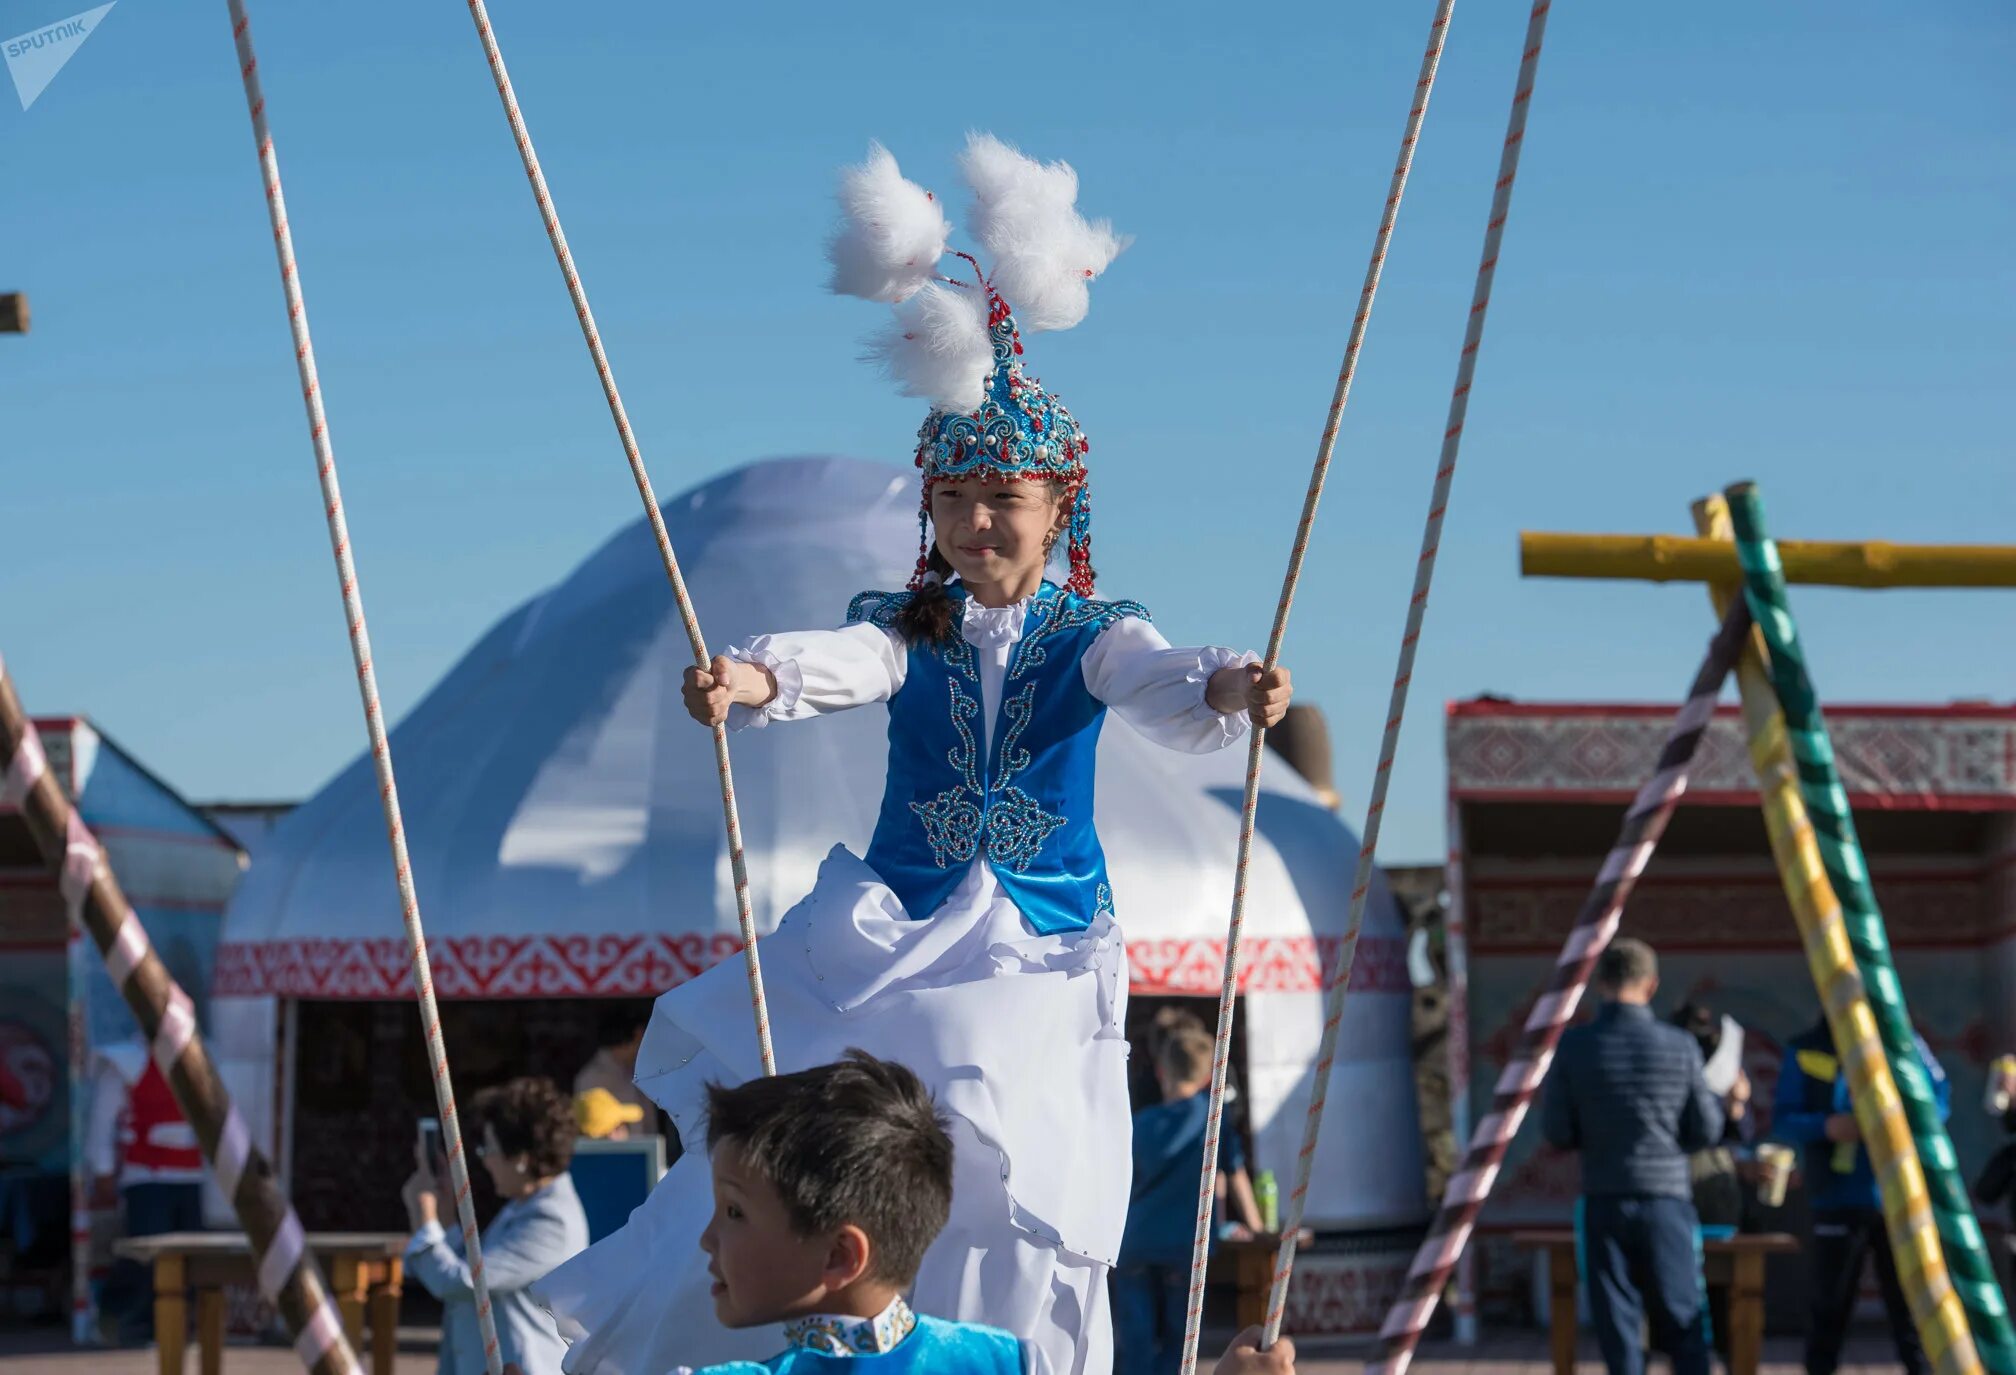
[825,135,1128,595]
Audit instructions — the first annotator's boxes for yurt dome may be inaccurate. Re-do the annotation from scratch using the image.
[214,456,1424,1229]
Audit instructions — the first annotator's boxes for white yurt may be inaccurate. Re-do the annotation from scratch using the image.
[211,456,1424,1328]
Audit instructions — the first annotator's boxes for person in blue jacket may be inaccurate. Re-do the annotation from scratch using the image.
[1113,1020,1265,1375]
[1770,1015,1950,1375]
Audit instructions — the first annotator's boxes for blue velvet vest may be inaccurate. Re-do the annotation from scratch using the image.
[699,1315,1025,1373]
[847,581,1148,935]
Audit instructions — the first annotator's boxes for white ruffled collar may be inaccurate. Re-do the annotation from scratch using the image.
[951,579,1056,651]
[959,595,1031,650]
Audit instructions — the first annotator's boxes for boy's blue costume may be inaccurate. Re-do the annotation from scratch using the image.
[691,1301,1030,1374]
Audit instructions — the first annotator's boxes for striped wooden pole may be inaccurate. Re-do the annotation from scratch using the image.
[1260,0,1557,1349]
[66,899,92,1342]
[224,6,501,1369]
[0,658,361,1375]
[1367,602,1751,1374]
[1173,4,1460,1368]
[454,0,774,1076]
[1725,483,2013,1373]
[1694,494,1980,1375]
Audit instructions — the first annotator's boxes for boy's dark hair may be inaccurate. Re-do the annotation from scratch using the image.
[471,1077,577,1179]
[704,1051,952,1286]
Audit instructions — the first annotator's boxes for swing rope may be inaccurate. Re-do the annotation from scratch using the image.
[456,0,775,1076]
[1175,4,1459,1370]
[1261,0,1555,1350]
[223,4,503,1370]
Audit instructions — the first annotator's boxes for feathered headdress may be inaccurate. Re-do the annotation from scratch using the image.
[826,135,1128,596]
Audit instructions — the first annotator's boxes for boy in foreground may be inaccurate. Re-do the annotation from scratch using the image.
[519,1051,1296,1373]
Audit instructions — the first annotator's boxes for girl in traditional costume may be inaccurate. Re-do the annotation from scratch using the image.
[536,135,1292,1375]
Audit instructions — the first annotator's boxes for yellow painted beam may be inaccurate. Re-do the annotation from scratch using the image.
[1692,495,1981,1375]
[1522,531,2016,589]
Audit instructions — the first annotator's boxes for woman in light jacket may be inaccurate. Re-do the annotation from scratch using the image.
[404,1077,590,1375]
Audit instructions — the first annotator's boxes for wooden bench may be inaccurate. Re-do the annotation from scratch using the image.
[114,1231,407,1375]
[1513,1228,1798,1375]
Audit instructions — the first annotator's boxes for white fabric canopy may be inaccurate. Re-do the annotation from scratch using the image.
[213,456,1424,1225]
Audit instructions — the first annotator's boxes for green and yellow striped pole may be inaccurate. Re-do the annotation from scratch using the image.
[1694,495,1979,1375]
[1723,483,2013,1374]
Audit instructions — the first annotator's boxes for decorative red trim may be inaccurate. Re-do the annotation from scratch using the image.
[1448,700,2016,721]
[211,933,1416,1000]
[1467,865,1991,891]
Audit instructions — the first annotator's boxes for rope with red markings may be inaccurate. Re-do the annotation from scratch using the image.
[223,4,503,1370]
[1258,0,1556,1349]
[455,0,775,1077]
[1176,4,1460,1371]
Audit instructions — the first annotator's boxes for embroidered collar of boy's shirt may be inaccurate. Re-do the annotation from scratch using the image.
[782,1296,917,1356]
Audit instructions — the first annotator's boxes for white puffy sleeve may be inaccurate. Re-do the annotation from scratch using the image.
[724,623,907,730]
[1081,615,1258,754]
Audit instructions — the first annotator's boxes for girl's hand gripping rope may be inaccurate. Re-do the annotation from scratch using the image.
[683,655,778,727]
[1207,664,1294,729]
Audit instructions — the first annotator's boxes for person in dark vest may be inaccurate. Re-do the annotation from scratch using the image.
[1772,1014,1949,1375]
[1542,938,1723,1375]
[88,1040,206,1342]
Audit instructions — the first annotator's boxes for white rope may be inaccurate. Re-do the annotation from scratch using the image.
[1260,0,1557,1349]
[1176,4,1460,1370]
[224,4,500,1369]
[455,0,775,1074]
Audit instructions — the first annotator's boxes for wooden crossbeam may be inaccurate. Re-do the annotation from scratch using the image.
[1521,531,2016,589]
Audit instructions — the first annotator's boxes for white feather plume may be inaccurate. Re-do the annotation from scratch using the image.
[960,133,1128,332]
[863,281,993,412]
[826,143,953,304]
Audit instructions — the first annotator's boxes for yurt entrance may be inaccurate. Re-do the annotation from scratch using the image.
[286,996,660,1234]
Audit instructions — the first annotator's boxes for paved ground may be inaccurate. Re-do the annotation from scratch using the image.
[0,1325,1922,1373]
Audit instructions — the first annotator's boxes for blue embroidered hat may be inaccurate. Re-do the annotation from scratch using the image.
[824,136,1126,597]
[908,257,1095,593]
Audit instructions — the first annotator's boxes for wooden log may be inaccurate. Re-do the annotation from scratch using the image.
[1521,530,2016,589]
[0,293,28,334]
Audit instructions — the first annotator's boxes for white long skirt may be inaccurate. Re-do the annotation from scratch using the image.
[535,846,1132,1375]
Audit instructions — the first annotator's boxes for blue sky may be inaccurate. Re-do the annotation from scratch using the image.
[2,1,2010,863]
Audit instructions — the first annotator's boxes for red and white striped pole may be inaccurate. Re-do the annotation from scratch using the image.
[454,0,775,1075]
[1176,4,1460,1371]
[1369,605,1751,1372]
[1257,0,1557,1347]
[2,658,361,1375]
[222,5,501,1370]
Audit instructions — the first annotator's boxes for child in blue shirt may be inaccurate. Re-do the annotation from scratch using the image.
[1114,1022,1264,1375]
